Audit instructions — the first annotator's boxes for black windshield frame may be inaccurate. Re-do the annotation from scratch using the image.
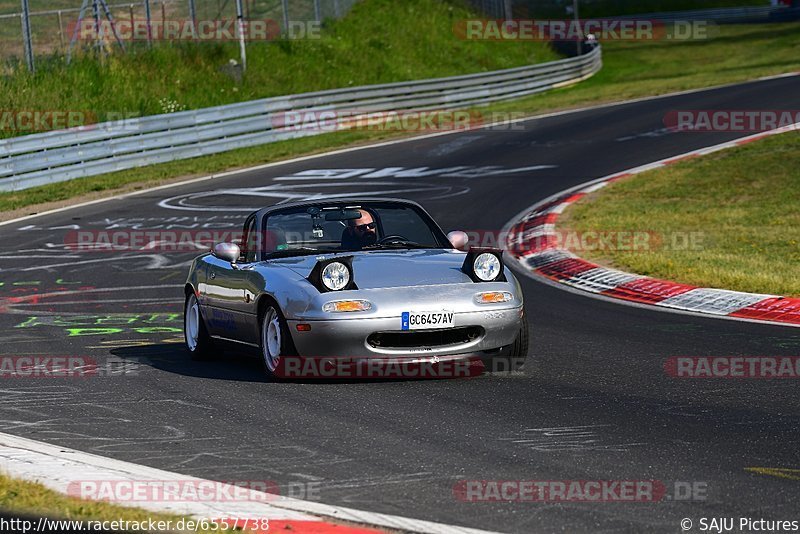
[256,201,453,260]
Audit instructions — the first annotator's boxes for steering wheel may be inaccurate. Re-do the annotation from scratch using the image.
[377,234,411,244]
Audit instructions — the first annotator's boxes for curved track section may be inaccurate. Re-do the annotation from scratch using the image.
[503,124,800,328]
[0,75,799,533]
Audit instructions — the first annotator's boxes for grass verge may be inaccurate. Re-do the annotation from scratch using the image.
[561,131,800,297]
[1,21,799,216]
[0,0,556,126]
[0,473,235,533]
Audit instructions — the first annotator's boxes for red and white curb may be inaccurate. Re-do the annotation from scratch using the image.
[503,123,800,328]
[0,432,503,534]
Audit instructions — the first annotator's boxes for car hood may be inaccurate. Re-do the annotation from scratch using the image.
[266,249,475,289]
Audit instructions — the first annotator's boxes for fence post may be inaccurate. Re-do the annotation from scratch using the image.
[281,0,289,34]
[235,0,246,72]
[572,0,581,56]
[92,0,102,52]
[333,0,340,18]
[188,0,197,39]
[313,0,321,22]
[57,10,65,49]
[144,0,152,46]
[20,0,35,72]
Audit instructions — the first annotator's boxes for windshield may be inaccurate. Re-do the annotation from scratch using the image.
[259,202,450,258]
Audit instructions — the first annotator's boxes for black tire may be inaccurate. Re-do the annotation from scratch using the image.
[184,292,216,361]
[259,303,296,378]
[487,312,529,373]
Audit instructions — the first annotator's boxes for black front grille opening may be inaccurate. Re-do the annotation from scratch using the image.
[367,326,484,349]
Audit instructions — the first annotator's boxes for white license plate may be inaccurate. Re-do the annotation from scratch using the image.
[401,311,454,330]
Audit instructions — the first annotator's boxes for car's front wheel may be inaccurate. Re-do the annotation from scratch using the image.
[184,292,215,360]
[260,304,295,378]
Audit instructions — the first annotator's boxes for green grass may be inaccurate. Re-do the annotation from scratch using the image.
[489,21,800,114]
[562,132,800,297]
[0,473,236,533]
[0,18,798,215]
[0,0,557,128]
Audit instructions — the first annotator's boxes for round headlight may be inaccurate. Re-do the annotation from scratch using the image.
[473,253,501,281]
[321,261,350,291]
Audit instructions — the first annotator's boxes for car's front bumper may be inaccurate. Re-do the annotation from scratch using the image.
[287,305,523,358]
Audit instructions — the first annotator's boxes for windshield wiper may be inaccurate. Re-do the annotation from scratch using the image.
[264,247,323,259]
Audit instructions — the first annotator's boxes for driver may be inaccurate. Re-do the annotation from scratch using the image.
[341,210,378,250]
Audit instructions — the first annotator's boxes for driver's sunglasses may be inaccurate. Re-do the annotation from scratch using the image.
[355,222,376,231]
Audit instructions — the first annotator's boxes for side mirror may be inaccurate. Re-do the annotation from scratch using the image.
[447,231,469,251]
[212,242,241,264]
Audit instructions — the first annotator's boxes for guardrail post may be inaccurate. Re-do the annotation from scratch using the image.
[20,0,35,72]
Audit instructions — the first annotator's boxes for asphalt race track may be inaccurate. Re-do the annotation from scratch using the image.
[1,75,799,533]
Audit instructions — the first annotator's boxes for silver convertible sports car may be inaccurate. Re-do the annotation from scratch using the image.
[183,199,528,378]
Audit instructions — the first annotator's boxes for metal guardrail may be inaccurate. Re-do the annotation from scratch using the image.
[0,46,601,192]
